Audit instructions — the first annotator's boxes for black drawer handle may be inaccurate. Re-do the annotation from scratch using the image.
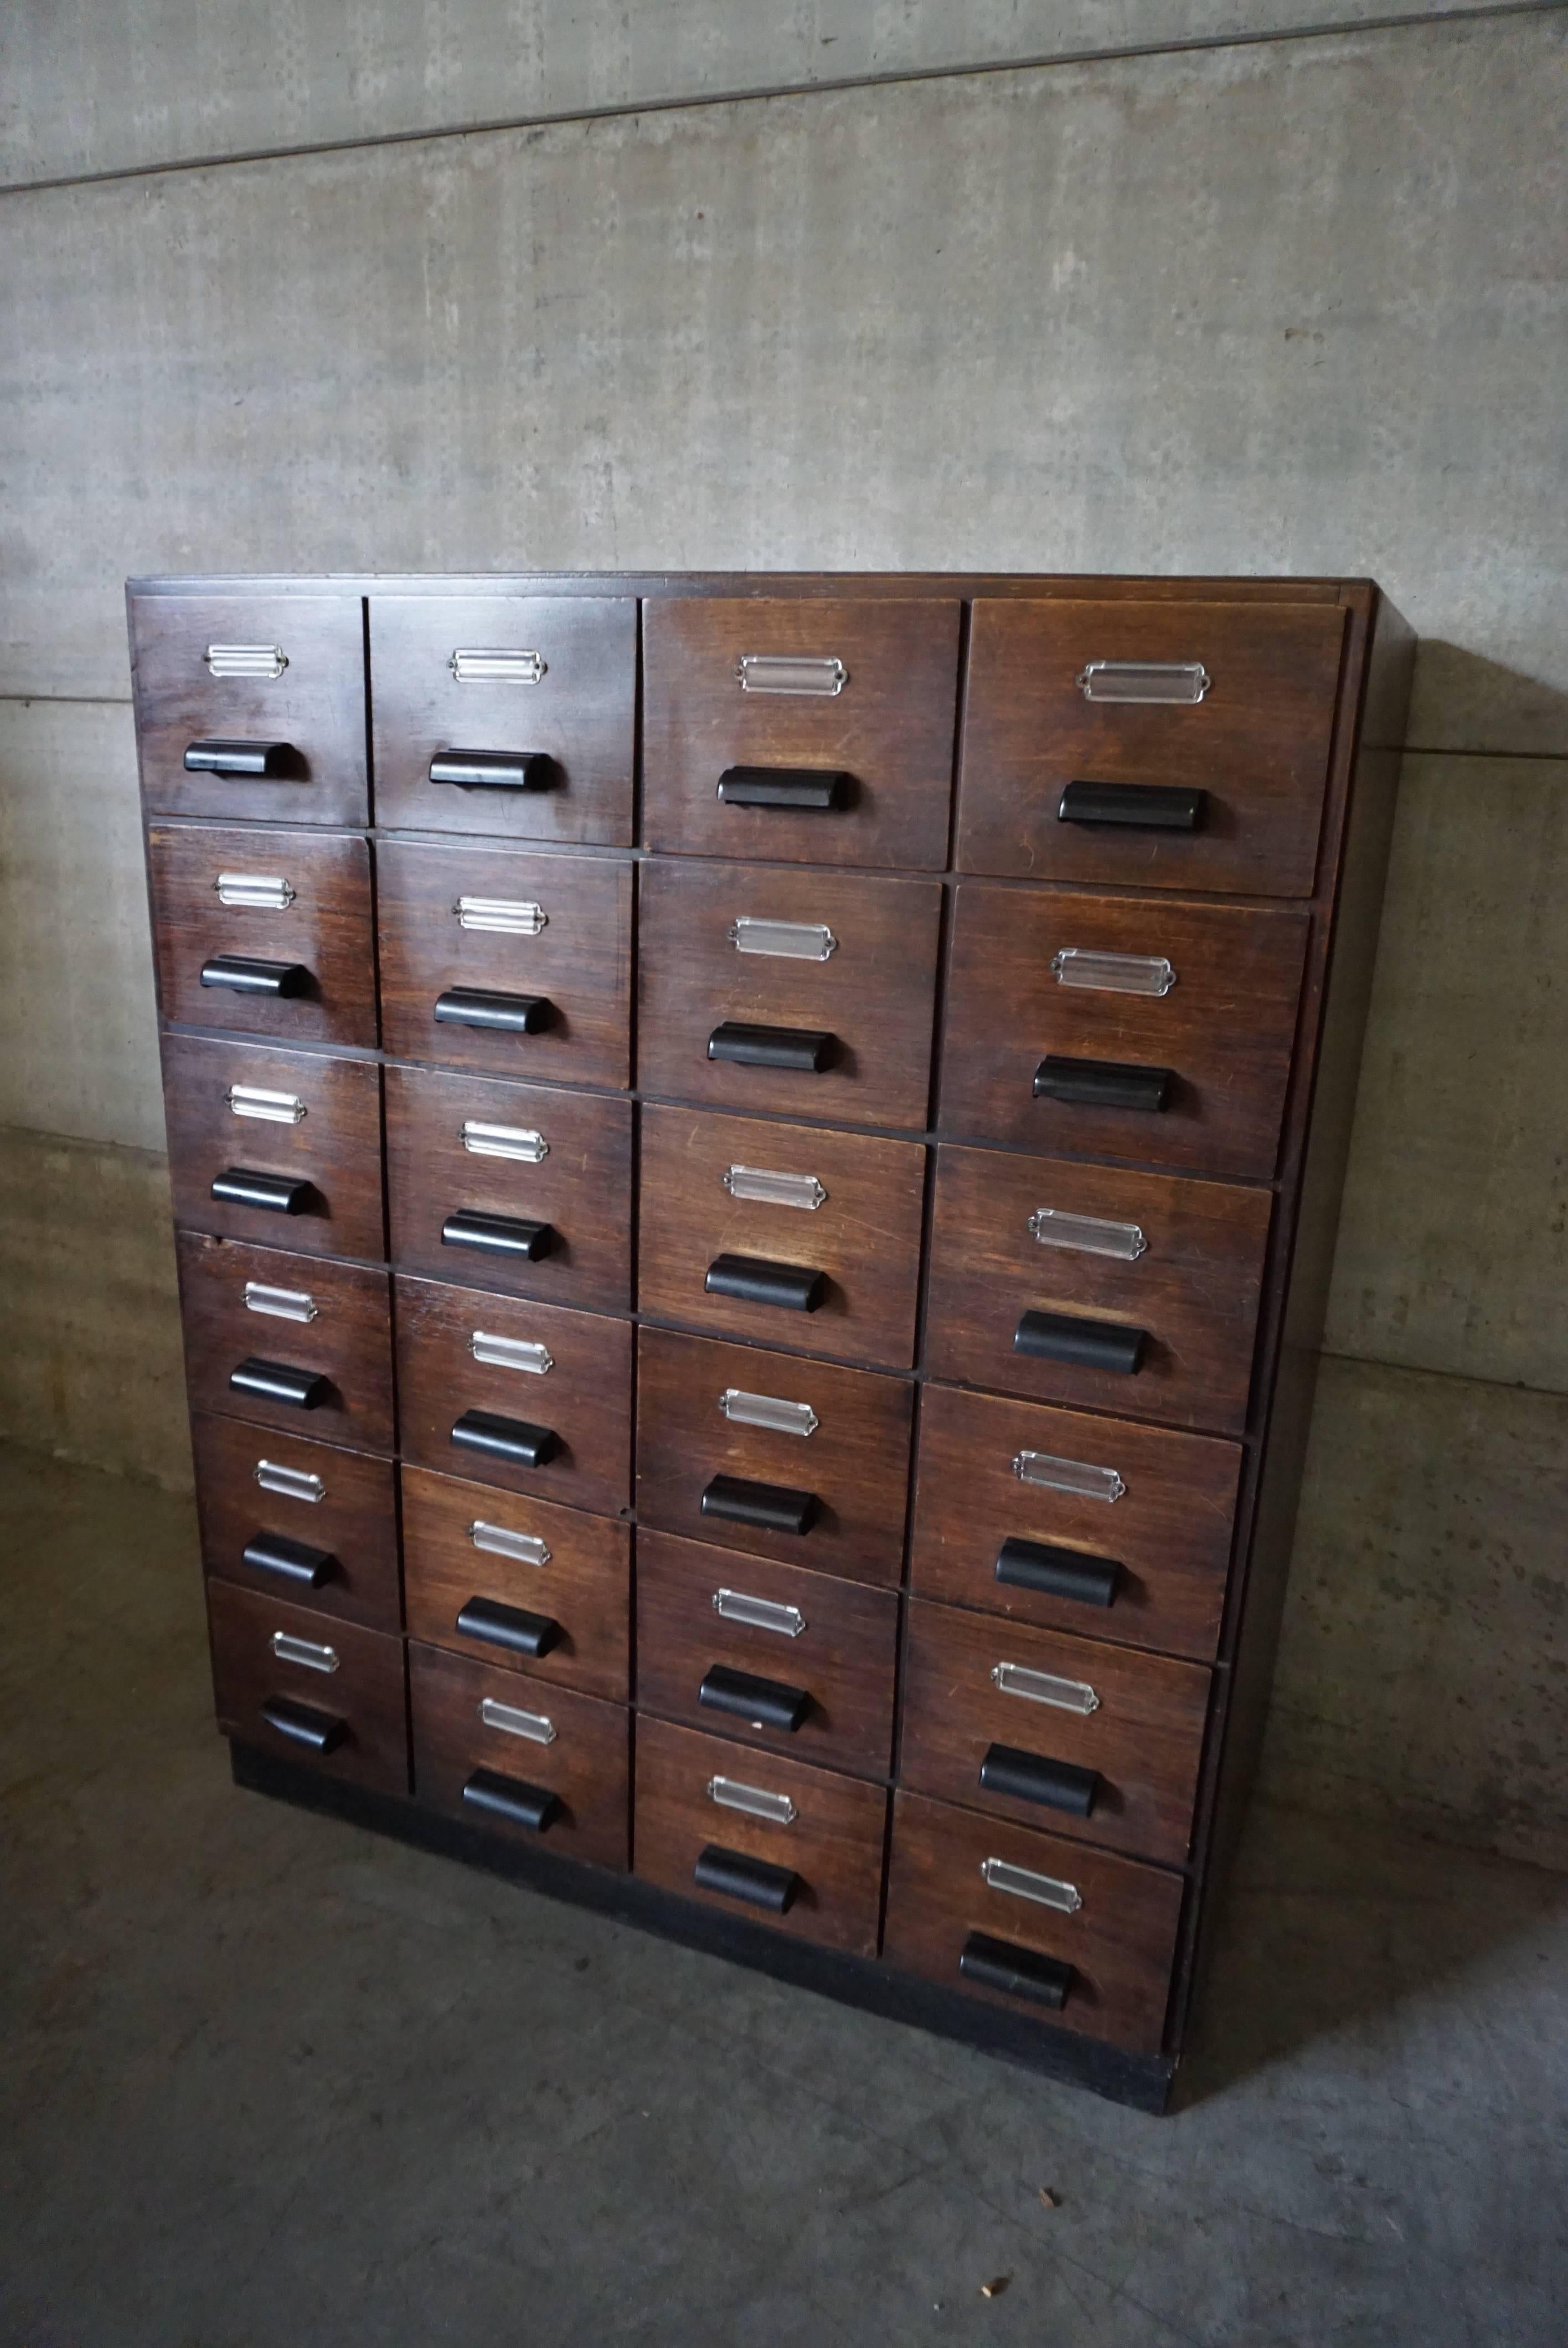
[434,987,554,1036]
[698,1663,812,1734]
[429,748,556,791]
[694,1842,801,1916]
[701,1474,819,1538]
[442,1209,557,1261]
[980,1741,1100,1817]
[1033,1055,1174,1114]
[184,738,296,778]
[451,1409,560,1469]
[229,1357,329,1410]
[1058,781,1206,832]
[200,954,310,998]
[996,1538,1120,1610]
[708,1022,836,1074]
[462,1767,563,1833]
[455,1596,563,1659]
[1014,1309,1147,1377]
[211,1167,317,1216]
[260,1694,344,1754]
[704,1254,827,1314]
[716,766,850,810]
[242,1532,338,1588]
[959,1930,1075,2011]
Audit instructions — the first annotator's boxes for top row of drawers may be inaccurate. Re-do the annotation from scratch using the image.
[131,591,1348,897]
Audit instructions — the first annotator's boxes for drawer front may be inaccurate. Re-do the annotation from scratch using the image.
[637,859,942,1131]
[956,598,1345,897]
[883,1791,1183,2056]
[637,1105,926,1371]
[207,1576,408,1794]
[910,1386,1241,1662]
[900,1599,1212,1865]
[176,1231,395,1454]
[924,1146,1271,1434]
[385,1064,632,1310]
[376,840,632,1088]
[633,1716,887,1956]
[163,1032,385,1263]
[394,1274,631,1515]
[409,1639,628,1869]
[636,1328,913,1588]
[636,1528,899,1776]
[642,596,961,871]
[401,1464,630,1702]
[941,884,1309,1179]
[129,589,368,826]
[192,1411,401,1633]
[369,594,636,846]
[147,823,378,1047]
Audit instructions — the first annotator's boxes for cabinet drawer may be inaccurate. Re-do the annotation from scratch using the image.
[163,1033,384,1263]
[642,596,961,871]
[900,1599,1211,1865]
[633,1716,887,1956]
[148,824,378,1047]
[636,1328,913,1588]
[385,1064,631,1310]
[177,1232,395,1454]
[884,1791,1183,2055]
[376,841,632,1088]
[637,859,941,1131]
[637,1105,926,1371]
[956,598,1345,897]
[410,1639,628,1868]
[636,1529,898,1776]
[208,1577,408,1794]
[192,1411,401,1633]
[925,1146,1271,1434]
[401,1464,630,1702]
[394,1274,631,1516]
[910,1386,1241,1662]
[129,589,368,826]
[941,885,1308,1179]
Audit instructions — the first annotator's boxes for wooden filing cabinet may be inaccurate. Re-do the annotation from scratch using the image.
[130,568,1412,2110]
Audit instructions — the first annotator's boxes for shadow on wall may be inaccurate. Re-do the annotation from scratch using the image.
[1408,640,1568,758]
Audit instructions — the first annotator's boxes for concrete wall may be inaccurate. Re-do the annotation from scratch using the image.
[1,3,1564,1866]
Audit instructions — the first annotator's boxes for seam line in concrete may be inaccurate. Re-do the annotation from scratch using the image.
[0,1,1556,199]
[0,694,133,708]
[1318,1346,1568,1401]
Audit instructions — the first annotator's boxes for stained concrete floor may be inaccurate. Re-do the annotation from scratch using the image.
[3,1444,1566,2348]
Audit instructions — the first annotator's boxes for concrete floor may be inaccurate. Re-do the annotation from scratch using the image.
[3,1444,1565,2347]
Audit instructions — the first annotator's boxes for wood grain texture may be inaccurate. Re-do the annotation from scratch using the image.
[401,1463,630,1701]
[162,1031,385,1263]
[632,1714,888,1957]
[940,884,1310,1178]
[883,1790,1183,2056]
[900,1598,1213,1865]
[637,858,942,1130]
[369,594,636,846]
[642,596,961,870]
[192,1410,401,1633]
[147,822,378,1047]
[956,599,1345,895]
[635,1528,899,1777]
[909,1385,1241,1662]
[636,1327,914,1587]
[207,1576,409,1795]
[637,1104,926,1370]
[394,1273,632,1514]
[176,1230,396,1454]
[409,1638,628,1870]
[129,588,368,826]
[924,1144,1271,1435]
[384,1063,632,1309]
[376,838,632,1087]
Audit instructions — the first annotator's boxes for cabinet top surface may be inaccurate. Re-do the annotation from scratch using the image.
[127,570,1375,605]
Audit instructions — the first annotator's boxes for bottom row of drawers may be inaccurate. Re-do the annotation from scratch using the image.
[208,1575,1184,2054]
